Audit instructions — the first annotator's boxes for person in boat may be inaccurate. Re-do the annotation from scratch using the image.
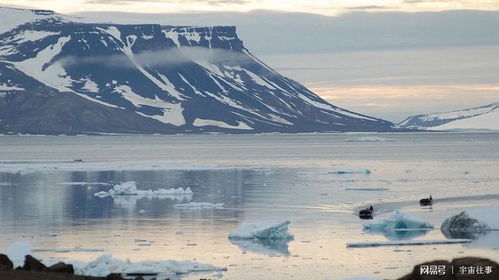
[429,195,433,200]
[369,205,374,212]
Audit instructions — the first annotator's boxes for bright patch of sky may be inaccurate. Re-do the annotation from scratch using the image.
[261,45,499,121]
[2,0,499,15]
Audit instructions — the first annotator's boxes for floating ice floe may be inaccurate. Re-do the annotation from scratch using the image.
[330,169,371,175]
[229,221,294,240]
[94,181,193,197]
[297,171,314,176]
[347,239,471,248]
[345,187,389,191]
[72,255,226,278]
[5,241,225,279]
[441,211,490,239]
[229,221,294,257]
[94,182,193,208]
[345,136,395,142]
[173,202,224,209]
[5,240,32,267]
[363,211,434,234]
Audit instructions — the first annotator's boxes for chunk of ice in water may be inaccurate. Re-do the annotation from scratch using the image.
[229,221,294,240]
[345,136,395,142]
[330,169,371,175]
[72,254,226,277]
[173,202,224,209]
[6,241,32,268]
[363,211,434,232]
[347,239,471,248]
[94,181,193,197]
[441,211,490,239]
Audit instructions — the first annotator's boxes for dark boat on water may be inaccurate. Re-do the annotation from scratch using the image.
[359,205,374,219]
[420,195,433,206]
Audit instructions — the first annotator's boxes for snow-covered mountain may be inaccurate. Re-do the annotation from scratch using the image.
[0,7,394,134]
[398,102,499,131]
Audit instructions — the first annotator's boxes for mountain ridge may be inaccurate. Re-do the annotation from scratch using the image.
[398,102,499,131]
[0,7,395,134]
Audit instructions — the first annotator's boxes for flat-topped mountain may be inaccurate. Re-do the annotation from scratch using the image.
[0,7,394,134]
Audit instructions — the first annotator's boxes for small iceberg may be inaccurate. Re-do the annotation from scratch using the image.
[173,202,224,209]
[347,239,471,248]
[330,169,371,175]
[5,241,32,268]
[364,211,434,234]
[229,221,294,240]
[441,211,490,239]
[345,136,395,142]
[229,221,294,257]
[94,181,193,197]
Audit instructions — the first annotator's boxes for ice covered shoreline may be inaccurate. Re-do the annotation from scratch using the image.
[3,241,226,278]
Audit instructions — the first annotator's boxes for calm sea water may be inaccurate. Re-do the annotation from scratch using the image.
[0,132,498,279]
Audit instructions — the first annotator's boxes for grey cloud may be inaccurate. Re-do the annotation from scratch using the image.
[74,10,499,56]
[58,47,249,68]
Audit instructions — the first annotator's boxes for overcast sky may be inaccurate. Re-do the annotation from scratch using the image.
[1,1,498,121]
[2,0,499,15]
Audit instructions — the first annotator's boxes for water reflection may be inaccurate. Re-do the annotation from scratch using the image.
[0,168,270,226]
[229,238,292,257]
[364,228,432,241]
[441,227,491,240]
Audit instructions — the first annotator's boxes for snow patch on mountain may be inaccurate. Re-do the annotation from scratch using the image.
[398,102,499,131]
[432,109,499,131]
[0,83,23,91]
[13,36,73,92]
[0,7,58,34]
[81,78,99,92]
[193,118,252,130]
